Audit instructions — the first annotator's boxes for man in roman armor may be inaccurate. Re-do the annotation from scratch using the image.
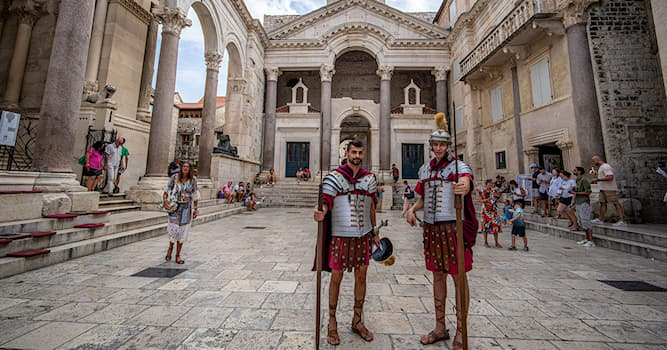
[406,112,478,349]
[313,139,380,346]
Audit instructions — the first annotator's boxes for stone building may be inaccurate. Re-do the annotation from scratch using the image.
[435,0,666,222]
[175,96,225,166]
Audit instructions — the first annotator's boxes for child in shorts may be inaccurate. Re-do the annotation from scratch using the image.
[508,202,528,251]
[501,199,513,224]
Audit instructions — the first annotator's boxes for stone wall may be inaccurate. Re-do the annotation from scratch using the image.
[210,154,261,191]
[589,0,667,222]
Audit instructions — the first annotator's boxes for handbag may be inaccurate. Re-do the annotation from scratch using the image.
[159,184,179,214]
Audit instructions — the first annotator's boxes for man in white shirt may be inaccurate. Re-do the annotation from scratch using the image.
[536,166,552,217]
[591,155,625,226]
[103,137,124,194]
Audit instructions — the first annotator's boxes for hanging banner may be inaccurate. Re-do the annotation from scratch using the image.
[0,110,21,147]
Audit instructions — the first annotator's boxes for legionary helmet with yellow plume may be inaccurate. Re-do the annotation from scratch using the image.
[430,112,451,144]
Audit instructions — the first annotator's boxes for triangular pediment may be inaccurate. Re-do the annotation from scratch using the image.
[268,0,449,42]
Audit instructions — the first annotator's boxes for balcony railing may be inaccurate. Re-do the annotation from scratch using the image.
[459,0,556,80]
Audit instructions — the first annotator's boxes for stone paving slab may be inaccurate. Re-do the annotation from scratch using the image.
[0,208,665,349]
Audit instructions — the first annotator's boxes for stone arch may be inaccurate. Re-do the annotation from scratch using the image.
[324,23,388,67]
[189,1,222,53]
[223,38,244,77]
[333,108,378,130]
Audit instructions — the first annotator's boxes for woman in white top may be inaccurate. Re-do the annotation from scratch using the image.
[509,180,526,208]
[556,170,578,229]
[547,168,562,217]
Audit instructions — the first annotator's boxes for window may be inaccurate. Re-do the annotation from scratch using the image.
[181,134,191,145]
[530,58,553,107]
[454,107,463,133]
[490,86,503,122]
[495,151,507,169]
[449,0,457,26]
[453,61,461,81]
[195,135,200,146]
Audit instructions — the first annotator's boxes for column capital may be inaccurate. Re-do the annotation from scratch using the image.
[556,140,574,150]
[10,0,46,26]
[155,8,191,37]
[431,66,448,81]
[320,64,335,82]
[524,147,539,156]
[204,51,223,71]
[265,66,281,81]
[558,0,599,29]
[376,65,394,80]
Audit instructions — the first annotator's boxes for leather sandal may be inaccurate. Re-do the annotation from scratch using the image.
[175,255,184,264]
[351,307,373,342]
[327,323,340,345]
[165,247,172,261]
[420,329,450,345]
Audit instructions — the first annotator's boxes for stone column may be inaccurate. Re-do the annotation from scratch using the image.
[377,65,393,170]
[198,50,223,179]
[34,0,94,176]
[524,147,539,169]
[225,77,247,157]
[1,2,42,110]
[511,65,526,173]
[563,2,604,164]
[262,66,280,171]
[136,9,158,121]
[556,140,574,171]
[83,0,109,90]
[320,64,335,171]
[432,67,448,113]
[144,8,191,177]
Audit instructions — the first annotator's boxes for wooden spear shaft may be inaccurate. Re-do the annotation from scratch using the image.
[315,186,323,349]
[453,101,468,350]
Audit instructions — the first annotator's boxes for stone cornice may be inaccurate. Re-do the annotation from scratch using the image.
[269,0,448,40]
[227,0,270,48]
[110,0,152,25]
[268,38,448,50]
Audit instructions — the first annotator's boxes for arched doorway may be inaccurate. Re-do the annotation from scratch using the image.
[339,115,371,167]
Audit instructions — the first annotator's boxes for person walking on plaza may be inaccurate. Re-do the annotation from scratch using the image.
[557,170,578,229]
[529,163,540,213]
[400,180,414,218]
[591,155,626,226]
[547,168,562,217]
[162,161,199,264]
[406,113,477,348]
[313,140,380,345]
[572,167,595,247]
[83,140,106,191]
[509,180,526,208]
[536,166,552,217]
[391,163,400,191]
[103,137,124,194]
[479,179,502,248]
[113,138,129,193]
[508,201,528,251]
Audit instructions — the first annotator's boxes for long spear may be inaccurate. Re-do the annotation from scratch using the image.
[315,112,325,349]
[452,102,468,349]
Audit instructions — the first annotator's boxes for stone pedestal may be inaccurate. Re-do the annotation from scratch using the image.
[197,177,215,200]
[127,176,169,210]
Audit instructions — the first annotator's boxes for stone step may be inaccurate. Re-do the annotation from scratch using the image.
[0,212,111,235]
[98,199,135,206]
[0,205,246,279]
[524,219,667,262]
[97,205,142,215]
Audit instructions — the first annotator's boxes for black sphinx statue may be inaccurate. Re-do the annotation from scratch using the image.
[213,132,239,158]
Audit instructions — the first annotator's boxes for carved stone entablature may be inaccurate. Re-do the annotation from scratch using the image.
[401,80,424,115]
[558,0,600,29]
[432,67,448,82]
[320,64,335,82]
[228,78,247,94]
[288,78,311,114]
[205,51,223,71]
[110,0,152,25]
[265,66,282,81]
[155,8,191,37]
[556,140,574,150]
[376,65,394,81]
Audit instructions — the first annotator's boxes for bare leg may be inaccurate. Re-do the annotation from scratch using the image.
[494,232,502,248]
[511,234,516,248]
[614,203,625,222]
[599,202,607,221]
[522,236,528,248]
[175,242,184,264]
[328,270,343,345]
[165,242,174,261]
[483,231,489,247]
[568,207,579,230]
[421,271,449,344]
[352,265,373,341]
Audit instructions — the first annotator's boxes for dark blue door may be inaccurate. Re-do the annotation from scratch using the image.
[402,143,423,179]
[285,142,309,177]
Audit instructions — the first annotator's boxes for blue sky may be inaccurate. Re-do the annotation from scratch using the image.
[156,0,443,103]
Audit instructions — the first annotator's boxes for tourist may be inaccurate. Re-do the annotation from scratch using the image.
[233,181,245,202]
[529,163,540,213]
[268,168,276,184]
[84,140,106,192]
[405,112,476,348]
[162,161,199,264]
[296,168,304,182]
[591,155,626,226]
[572,167,594,247]
[304,168,311,181]
[313,139,380,345]
[113,138,129,193]
[391,163,399,191]
[493,175,507,193]
[222,181,233,203]
[400,180,414,218]
[547,168,562,217]
[509,180,526,208]
[536,166,552,217]
[245,188,257,211]
[501,199,513,224]
[479,179,502,248]
[557,170,578,229]
[376,182,385,211]
[168,158,181,177]
[103,137,124,194]
[508,201,528,251]
[254,173,261,185]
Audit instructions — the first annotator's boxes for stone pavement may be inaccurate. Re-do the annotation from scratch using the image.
[0,208,665,349]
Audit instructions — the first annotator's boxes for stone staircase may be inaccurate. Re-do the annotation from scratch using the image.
[255,180,319,208]
[99,193,142,214]
[0,198,246,278]
[391,182,417,210]
[523,212,667,261]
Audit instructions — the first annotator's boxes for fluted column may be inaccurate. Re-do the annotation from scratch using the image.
[83,0,109,88]
[320,64,335,170]
[377,65,393,170]
[262,66,280,171]
[2,1,43,110]
[562,0,604,164]
[136,7,158,121]
[34,0,95,173]
[198,51,223,179]
[144,8,191,177]
[432,67,448,113]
